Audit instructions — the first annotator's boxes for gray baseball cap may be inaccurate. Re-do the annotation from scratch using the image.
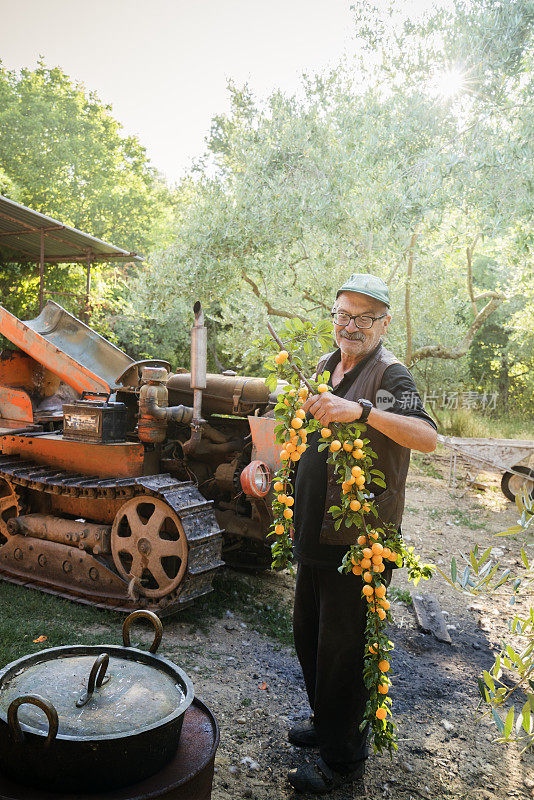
[336,273,390,307]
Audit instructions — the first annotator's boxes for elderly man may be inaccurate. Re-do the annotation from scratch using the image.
[287,274,437,794]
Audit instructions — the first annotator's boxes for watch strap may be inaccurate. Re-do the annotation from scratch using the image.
[358,398,373,422]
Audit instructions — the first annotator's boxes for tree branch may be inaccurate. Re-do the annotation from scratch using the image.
[241,271,307,322]
[404,226,421,366]
[466,233,482,317]
[408,294,506,366]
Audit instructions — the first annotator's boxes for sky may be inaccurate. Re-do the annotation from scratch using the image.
[0,0,450,185]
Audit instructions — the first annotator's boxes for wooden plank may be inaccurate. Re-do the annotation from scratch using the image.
[412,592,452,644]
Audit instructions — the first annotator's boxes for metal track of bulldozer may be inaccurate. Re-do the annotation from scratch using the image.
[0,455,224,615]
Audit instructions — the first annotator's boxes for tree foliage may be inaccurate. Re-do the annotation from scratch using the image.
[124,0,533,412]
[0,60,177,321]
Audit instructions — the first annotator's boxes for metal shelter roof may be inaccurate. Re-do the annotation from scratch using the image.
[0,194,142,264]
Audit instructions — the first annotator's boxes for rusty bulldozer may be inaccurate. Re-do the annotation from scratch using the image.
[0,301,280,614]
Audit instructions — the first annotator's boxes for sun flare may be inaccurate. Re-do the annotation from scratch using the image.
[433,68,465,100]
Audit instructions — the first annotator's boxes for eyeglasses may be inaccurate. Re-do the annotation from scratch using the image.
[331,312,388,329]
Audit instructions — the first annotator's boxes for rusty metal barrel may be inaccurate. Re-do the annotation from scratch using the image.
[0,698,219,800]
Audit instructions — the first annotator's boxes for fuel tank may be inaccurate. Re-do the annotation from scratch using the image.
[167,373,270,417]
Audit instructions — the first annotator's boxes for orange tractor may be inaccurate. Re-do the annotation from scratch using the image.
[0,301,280,614]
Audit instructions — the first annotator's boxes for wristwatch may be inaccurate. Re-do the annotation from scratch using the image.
[357,398,374,422]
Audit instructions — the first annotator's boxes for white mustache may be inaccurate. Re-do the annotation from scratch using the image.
[340,331,365,341]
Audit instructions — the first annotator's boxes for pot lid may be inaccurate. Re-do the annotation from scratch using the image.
[0,611,193,741]
[0,652,187,738]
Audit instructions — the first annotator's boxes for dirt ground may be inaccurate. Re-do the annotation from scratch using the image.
[160,451,534,800]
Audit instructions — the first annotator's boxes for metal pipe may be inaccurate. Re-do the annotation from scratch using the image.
[183,302,207,455]
[143,396,194,423]
[6,514,111,554]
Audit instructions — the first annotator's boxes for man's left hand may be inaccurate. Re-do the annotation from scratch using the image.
[302,392,362,426]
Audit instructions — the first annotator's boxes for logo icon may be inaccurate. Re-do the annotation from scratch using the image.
[375,389,395,410]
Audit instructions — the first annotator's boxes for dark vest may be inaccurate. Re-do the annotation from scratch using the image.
[316,344,410,545]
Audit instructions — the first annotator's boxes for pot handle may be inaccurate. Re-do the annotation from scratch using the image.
[122,610,163,653]
[76,653,111,707]
[8,695,58,747]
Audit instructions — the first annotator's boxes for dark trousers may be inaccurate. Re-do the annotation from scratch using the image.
[293,563,381,771]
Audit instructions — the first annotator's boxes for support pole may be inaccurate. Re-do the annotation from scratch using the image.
[85,254,92,322]
[39,228,45,312]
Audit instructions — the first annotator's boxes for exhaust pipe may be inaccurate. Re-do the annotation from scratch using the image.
[183,301,207,455]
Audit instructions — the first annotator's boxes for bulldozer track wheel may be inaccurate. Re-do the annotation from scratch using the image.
[111,495,188,599]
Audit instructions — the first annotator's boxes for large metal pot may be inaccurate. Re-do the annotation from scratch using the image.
[0,611,194,793]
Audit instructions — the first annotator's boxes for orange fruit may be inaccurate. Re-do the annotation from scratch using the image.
[274,524,284,535]
[285,496,294,507]
[376,563,385,573]
[362,503,371,513]
[363,571,373,583]
[273,481,284,492]
[291,418,303,429]
[330,440,342,452]
[354,439,363,448]
[347,476,356,485]
[378,660,390,672]
[351,556,358,566]
[381,599,390,611]
[298,387,308,401]
[290,451,301,462]
[285,441,296,454]
[355,475,366,486]
[362,547,373,559]
[360,558,371,569]
[353,449,364,459]
[362,585,373,596]
[350,499,361,512]
[317,384,329,393]
[357,535,367,546]
[378,683,389,695]
[343,441,353,451]
[321,428,332,438]
[369,531,378,540]
[280,450,289,460]
[351,466,363,477]
[283,508,293,519]
[352,565,362,576]
[387,551,397,561]
[277,493,287,503]
[275,350,289,364]
[369,643,378,654]
[372,543,383,556]
[375,585,386,599]
[382,547,391,559]
[299,429,307,440]
[296,443,307,454]
[295,408,306,420]
[372,554,383,565]
[376,707,387,720]
[377,608,387,620]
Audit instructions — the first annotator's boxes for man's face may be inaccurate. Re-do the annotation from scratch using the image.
[333,292,391,361]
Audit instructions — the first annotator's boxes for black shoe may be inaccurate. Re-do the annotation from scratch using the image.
[288,757,365,794]
[288,721,318,747]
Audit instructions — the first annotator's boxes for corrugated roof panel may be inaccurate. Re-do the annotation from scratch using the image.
[0,195,143,263]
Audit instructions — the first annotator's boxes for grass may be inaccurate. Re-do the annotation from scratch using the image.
[411,452,443,479]
[0,567,294,669]
[439,408,534,440]
[388,586,413,605]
